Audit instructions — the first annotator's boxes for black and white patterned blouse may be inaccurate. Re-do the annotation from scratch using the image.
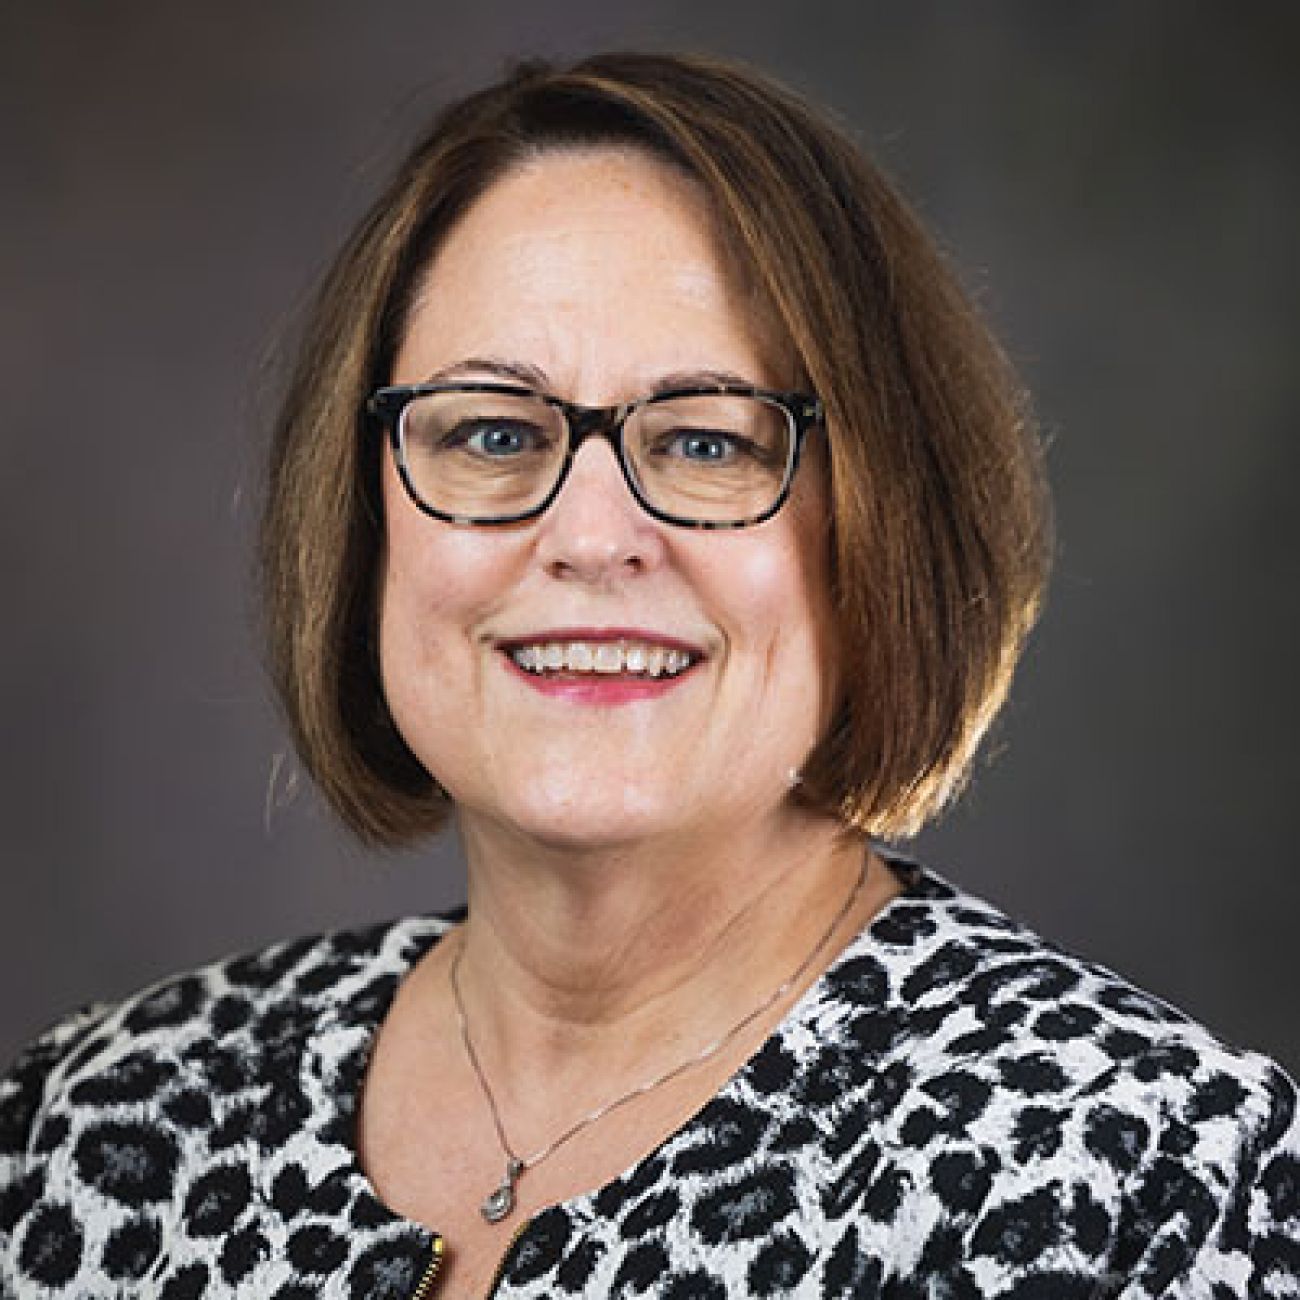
[2,865,1297,1298]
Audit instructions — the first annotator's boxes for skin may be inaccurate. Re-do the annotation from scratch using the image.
[360,147,900,1293]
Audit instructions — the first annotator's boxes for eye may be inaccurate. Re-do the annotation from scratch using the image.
[649,427,754,464]
[649,426,779,469]
[674,430,737,462]
[446,419,551,458]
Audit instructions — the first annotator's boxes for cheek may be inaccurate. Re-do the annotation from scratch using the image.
[716,532,834,676]
[379,470,442,650]
[377,470,500,679]
[730,512,839,728]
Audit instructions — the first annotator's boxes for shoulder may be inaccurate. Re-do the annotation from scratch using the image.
[816,861,1300,1291]
[4,915,444,1121]
[858,864,1299,1152]
[0,914,448,1201]
[858,861,1286,1075]
[0,914,451,1293]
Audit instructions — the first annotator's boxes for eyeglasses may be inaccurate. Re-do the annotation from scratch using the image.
[366,381,824,529]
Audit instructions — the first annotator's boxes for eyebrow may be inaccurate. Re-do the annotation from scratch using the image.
[649,368,758,395]
[421,357,550,388]
[418,359,764,398]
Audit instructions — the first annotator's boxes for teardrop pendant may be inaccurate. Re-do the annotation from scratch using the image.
[481,1158,524,1223]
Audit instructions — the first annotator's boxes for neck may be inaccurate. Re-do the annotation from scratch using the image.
[449,805,889,1096]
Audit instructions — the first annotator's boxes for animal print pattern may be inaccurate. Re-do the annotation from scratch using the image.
[2,864,1297,1297]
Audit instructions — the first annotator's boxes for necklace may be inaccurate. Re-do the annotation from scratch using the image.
[451,861,867,1224]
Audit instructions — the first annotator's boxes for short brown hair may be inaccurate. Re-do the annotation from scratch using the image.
[261,51,1051,845]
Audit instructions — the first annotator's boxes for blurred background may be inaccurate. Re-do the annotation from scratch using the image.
[2,2,1296,1072]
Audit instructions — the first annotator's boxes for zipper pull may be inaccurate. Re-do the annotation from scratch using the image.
[410,1236,445,1298]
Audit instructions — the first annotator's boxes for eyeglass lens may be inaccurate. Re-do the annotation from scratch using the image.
[397,390,794,524]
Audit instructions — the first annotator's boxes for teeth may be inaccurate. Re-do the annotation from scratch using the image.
[508,640,695,679]
[593,644,622,673]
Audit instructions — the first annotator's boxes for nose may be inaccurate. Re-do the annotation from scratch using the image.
[533,437,666,583]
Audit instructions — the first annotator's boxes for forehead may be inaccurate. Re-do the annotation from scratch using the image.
[394,146,792,392]
[437,145,721,272]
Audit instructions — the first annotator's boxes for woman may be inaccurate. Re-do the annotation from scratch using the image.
[2,52,1296,1298]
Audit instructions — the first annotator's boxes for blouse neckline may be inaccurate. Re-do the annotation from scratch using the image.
[307,855,938,1249]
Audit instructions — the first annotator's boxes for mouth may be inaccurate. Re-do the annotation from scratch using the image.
[500,636,701,681]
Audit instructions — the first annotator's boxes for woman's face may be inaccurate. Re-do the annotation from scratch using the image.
[380,147,840,850]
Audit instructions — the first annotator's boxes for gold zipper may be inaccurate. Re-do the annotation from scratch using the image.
[410,1236,446,1298]
[405,1219,530,1299]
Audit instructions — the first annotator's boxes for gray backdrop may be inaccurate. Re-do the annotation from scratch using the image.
[2,2,1296,1074]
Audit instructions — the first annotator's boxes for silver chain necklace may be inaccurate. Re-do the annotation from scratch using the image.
[451,862,867,1224]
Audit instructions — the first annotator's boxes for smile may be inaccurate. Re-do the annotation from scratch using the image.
[506,640,697,679]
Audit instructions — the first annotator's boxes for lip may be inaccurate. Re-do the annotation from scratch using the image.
[494,626,704,655]
[495,626,704,705]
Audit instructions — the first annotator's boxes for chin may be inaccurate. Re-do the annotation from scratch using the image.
[475,783,696,853]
